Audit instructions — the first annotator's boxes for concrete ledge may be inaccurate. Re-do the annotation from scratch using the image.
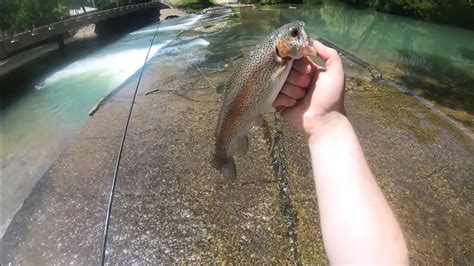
[0,2,165,58]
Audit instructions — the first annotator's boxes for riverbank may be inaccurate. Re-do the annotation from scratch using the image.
[0,44,59,76]
[0,5,189,239]
[2,6,473,263]
[0,35,112,238]
[339,0,474,31]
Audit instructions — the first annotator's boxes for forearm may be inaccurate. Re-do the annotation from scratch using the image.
[309,114,408,264]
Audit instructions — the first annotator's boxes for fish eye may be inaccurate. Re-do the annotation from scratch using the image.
[290,28,299,38]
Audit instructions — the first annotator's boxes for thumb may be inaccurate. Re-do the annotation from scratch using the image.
[314,41,343,74]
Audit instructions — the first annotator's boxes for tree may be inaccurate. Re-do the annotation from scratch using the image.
[0,0,151,35]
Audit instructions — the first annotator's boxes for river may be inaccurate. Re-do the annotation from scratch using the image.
[1,2,473,240]
[0,14,207,235]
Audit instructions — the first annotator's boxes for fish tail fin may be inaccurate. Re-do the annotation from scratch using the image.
[212,154,237,180]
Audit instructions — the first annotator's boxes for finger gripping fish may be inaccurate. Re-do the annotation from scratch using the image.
[214,21,313,179]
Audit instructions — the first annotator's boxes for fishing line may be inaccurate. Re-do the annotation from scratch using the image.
[272,112,299,264]
[100,22,161,265]
[174,44,215,90]
[100,16,208,263]
[190,59,215,89]
[187,42,299,262]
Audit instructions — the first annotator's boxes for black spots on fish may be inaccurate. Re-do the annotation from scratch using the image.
[214,21,308,180]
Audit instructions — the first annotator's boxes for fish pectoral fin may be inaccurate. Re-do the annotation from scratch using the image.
[253,115,264,128]
[262,106,276,114]
[234,136,249,155]
[216,82,226,94]
[222,159,237,180]
[271,64,288,81]
[221,158,237,180]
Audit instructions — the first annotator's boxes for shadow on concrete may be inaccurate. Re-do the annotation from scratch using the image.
[394,48,474,128]
[0,38,109,110]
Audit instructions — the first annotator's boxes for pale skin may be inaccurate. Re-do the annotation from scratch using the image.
[273,41,409,264]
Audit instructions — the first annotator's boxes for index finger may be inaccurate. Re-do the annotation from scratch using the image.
[314,41,343,74]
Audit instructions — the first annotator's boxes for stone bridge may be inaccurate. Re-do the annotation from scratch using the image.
[0,1,170,59]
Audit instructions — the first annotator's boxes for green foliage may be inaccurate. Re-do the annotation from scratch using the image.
[240,0,303,4]
[0,1,19,34]
[339,0,474,29]
[0,0,69,34]
[0,0,152,35]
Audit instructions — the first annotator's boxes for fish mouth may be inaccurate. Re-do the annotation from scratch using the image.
[275,35,314,60]
[301,35,313,48]
[300,36,317,57]
[274,45,288,63]
[275,46,284,60]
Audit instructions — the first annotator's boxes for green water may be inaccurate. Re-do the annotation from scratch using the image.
[190,3,474,123]
[225,4,474,125]
[300,3,474,113]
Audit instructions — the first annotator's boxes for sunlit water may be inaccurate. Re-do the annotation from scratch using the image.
[1,3,473,236]
[228,4,474,115]
[287,3,474,116]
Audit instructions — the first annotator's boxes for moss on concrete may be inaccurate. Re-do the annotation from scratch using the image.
[345,75,473,264]
[347,78,474,151]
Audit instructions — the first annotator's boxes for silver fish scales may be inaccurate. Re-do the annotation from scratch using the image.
[213,21,315,179]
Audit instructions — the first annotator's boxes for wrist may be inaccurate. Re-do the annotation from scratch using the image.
[308,112,350,146]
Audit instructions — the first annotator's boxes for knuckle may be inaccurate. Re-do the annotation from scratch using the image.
[296,61,311,74]
[282,96,292,106]
[289,98,297,106]
[273,98,282,108]
[295,88,305,99]
[329,48,338,56]
[302,75,311,87]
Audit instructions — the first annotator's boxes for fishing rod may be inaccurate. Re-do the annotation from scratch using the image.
[99,12,299,263]
[100,21,161,265]
[316,37,383,80]
[100,13,209,264]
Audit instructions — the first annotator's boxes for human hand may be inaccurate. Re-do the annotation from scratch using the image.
[273,41,345,137]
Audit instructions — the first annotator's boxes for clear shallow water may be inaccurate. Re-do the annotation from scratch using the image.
[251,4,474,125]
[192,4,474,113]
[205,4,474,127]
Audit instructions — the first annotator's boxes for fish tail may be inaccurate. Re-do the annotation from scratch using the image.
[212,154,237,180]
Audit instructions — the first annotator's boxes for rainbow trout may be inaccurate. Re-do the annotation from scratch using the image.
[214,21,315,179]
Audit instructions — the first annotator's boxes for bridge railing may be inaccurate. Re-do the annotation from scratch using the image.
[0,2,163,59]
